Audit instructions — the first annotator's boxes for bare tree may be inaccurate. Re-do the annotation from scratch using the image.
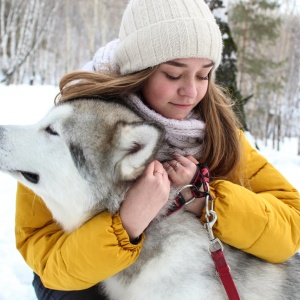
[229,0,300,150]
[0,0,62,84]
[0,0,128,84]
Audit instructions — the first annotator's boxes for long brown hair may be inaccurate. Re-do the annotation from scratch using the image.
[56,69,242,183]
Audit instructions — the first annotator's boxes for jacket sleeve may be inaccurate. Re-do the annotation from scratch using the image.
[207,131,300,263]
[15,183,143,290]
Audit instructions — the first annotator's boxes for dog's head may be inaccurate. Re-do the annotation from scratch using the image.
[0,98,165,231]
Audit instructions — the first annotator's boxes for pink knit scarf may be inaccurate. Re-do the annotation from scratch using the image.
[124,94,205,158]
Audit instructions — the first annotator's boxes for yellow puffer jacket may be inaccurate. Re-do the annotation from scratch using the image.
[15,131,300,290]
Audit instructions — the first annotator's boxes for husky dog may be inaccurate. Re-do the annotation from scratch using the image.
[0,98,299,300]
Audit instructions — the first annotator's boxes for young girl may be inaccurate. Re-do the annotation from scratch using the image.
[15,0,300,299]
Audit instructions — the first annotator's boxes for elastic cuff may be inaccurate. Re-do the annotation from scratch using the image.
[112,213,144,249]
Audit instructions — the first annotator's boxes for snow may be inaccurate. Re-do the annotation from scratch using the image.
[0,85,56,300]
[0,85,300,299]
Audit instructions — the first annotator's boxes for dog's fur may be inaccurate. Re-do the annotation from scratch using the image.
[0,98,299,300]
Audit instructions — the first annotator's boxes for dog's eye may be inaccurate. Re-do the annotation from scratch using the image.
[45,126,59,136]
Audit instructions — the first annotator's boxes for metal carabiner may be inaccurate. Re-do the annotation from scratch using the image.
[204,211,224,253]
[204,182,213,214]
[202,182,224,250]
[204,209,217,241]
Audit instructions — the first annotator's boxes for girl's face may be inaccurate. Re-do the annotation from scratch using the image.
[142,58,213,120]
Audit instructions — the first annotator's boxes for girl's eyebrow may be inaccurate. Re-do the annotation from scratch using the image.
[163,61,188,67]
[203,62,214,68]
[163,61,214,68]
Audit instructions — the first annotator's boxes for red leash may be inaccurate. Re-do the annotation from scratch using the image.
[166,164,241,299]
[205,211,241,299]
[198,164,241,300]
[210,247,241,300]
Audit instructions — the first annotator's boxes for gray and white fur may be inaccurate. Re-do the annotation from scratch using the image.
[0,98,299,300]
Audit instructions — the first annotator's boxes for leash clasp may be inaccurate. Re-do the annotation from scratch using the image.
[204,207,224,252]
[203,182,218,242]
[204,209,218,241]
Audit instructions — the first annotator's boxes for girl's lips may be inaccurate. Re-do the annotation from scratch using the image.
[170,103,193,109]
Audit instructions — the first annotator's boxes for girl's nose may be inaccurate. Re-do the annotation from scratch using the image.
[178,81,197,98]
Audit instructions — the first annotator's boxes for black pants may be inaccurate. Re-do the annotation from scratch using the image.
[32,273,108,300]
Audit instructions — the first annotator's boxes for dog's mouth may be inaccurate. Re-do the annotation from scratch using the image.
[18,171,40,184]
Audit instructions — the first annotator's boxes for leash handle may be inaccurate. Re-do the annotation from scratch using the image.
[165,163,212,216]
[190,163,212,199]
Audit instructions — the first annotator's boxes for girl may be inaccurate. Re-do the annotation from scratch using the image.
[15,0,300,299]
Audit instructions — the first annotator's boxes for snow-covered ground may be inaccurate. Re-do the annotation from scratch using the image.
[0,85,57,300]
[0,85,300,300]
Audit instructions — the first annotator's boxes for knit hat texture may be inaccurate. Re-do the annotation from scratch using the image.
[115,0,223,75]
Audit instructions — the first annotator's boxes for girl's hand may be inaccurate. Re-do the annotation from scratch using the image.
[120,160,170,240]
[163,153,199,187]
[163,153,205,217]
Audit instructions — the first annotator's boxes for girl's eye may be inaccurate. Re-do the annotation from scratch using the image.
[45,126,59,136]
[197,75,209,80]
[165,73,181,80]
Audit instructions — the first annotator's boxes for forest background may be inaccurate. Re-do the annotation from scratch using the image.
[0,0,300,153]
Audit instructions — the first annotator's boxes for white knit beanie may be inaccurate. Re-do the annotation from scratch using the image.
[115,0,223,75]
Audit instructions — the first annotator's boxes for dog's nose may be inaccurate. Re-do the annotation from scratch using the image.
[19,171,40,184]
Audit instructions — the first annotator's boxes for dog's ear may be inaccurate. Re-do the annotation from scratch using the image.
[113,121,164,181]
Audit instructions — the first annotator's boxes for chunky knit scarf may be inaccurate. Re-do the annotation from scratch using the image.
[124,94,206,158]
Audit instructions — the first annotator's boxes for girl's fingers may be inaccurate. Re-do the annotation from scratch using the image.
[163,154,198,186]
[145,160,166,177]
[172,153,199,166]
[185,155,199,164]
